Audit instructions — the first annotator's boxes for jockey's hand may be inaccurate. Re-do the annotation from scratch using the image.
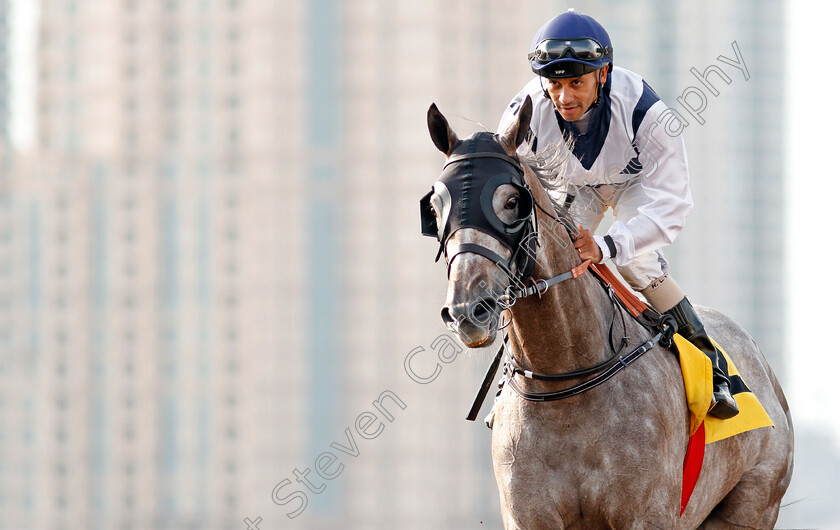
[573,225,602,263]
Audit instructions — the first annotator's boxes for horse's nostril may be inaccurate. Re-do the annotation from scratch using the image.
[441,306,455,325]
[470,297,498,325]
[442,298,499,328]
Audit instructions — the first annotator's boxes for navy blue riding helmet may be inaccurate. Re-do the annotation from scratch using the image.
[528,10,616,166]
[528,9,613,79]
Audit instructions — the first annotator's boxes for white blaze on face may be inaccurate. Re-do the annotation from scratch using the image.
[443,228,511,347]
[446,229,511,285]
[439,181,522,294]
[433,180,528,347]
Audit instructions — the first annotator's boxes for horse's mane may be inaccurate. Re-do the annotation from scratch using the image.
[518,142,579,236]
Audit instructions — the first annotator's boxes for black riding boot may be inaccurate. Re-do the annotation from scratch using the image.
[666,297,739,419]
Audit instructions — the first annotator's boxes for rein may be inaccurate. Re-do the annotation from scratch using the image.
[465,186,675,419]
[466,266,672,418]
[505,332,663,402]
[501,259,590,305]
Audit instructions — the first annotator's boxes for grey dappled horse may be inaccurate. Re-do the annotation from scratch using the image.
[422,96,793,528]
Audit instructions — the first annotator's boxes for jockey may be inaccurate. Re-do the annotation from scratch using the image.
[499,9,739,419]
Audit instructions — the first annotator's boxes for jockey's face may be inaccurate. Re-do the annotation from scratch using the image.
[545,67,608,122]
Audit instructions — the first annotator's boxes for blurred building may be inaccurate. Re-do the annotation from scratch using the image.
[1,0,10,146]
[3,0,291,527]
[634,1,786,374]
[0,0,786,529]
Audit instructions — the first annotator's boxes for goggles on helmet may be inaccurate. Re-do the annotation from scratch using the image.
[528,38,612,63]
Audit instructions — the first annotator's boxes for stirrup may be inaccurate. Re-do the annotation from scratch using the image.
[708,384,739,419]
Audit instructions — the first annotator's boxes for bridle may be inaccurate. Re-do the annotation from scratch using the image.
[501,283,666,403]
[429,146,596,308]
[419,136,674,418]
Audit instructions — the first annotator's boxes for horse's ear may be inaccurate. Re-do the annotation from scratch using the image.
[499,95,533,156]
[428,103,459,156]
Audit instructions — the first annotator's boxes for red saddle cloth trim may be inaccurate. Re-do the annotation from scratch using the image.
[588,262,706,516]
[681,422,706,516]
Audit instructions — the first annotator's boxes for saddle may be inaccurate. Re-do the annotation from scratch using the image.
[588,263,773,440]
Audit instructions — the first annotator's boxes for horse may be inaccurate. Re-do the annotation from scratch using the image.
[420,96,794,528]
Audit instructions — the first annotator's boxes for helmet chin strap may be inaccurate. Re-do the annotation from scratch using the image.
[588,65,608,111]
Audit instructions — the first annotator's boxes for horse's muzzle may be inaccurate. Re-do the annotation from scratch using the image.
[441,297,499,348]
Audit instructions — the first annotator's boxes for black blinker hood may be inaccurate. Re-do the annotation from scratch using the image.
[420,132,537,277]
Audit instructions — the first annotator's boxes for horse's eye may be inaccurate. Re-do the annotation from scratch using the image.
[505,196,519,210]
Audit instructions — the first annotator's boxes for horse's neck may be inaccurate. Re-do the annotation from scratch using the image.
[507,228,614,375]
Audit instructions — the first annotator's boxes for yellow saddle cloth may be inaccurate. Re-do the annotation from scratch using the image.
[674,334,774,443]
